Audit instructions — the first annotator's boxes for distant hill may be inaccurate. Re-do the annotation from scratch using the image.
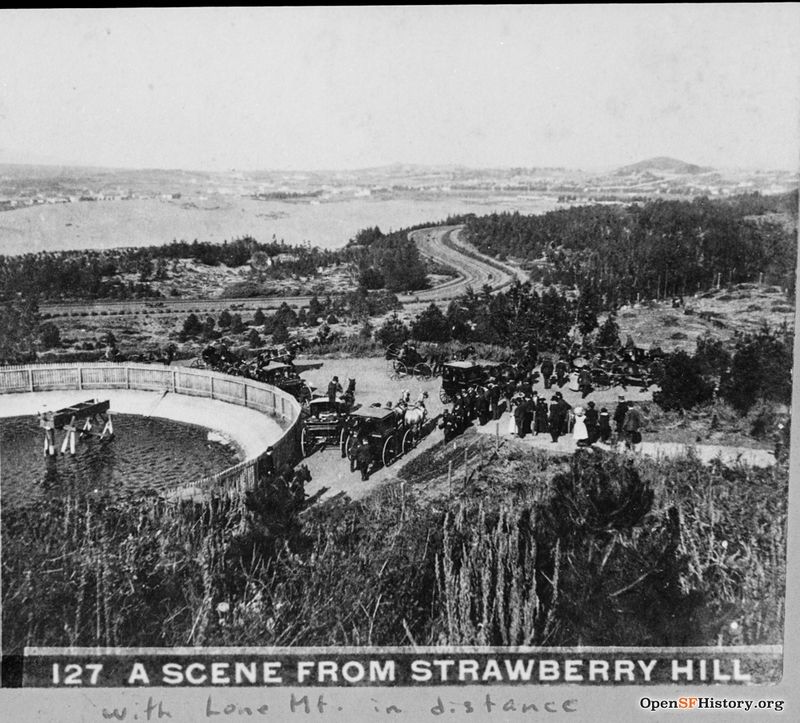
[616,157,713,175]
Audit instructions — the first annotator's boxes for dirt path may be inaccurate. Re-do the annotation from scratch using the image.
[295,356,775,504]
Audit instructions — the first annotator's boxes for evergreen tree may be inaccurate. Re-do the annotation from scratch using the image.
[411,303,451,342]
[375,313,410,347]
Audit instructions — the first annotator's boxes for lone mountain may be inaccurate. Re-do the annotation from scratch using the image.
[616,156,712,175]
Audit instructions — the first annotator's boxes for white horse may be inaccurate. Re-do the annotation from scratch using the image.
[403,391,429,433]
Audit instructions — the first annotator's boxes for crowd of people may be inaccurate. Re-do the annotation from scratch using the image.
[439,357,646,452]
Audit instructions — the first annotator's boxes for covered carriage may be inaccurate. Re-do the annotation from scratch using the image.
[439,360,486,404]
[256,361,313,403]
[343,406,414,468]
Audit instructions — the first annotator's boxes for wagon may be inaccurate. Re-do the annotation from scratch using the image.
[439,361,486,404]
[385,343,433,380]
[257,361,313,403]
[343,406,413,468]
[300,397,357,457]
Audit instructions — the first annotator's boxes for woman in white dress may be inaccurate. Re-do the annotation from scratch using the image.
[573,406,589,447]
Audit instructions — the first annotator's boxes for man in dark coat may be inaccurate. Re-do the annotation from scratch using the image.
[328,376,343,404]
[555,359,569,387]
[614,395,630,440]
[355,438,372,481]
[585,401,599,443]
[489,383,502,420]
[598,407,612,443]
[514,396,528,438]
[622,403,644,450]
[439,409,458,442]
[548,394,566,442]
[535,397,549,434]
[578,368,593,398]
[476,389,490,426]
[540,359,554,389]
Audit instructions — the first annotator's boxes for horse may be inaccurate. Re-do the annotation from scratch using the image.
[403,392,429,433]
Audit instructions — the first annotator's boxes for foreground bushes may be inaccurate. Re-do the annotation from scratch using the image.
[2,448,786,650]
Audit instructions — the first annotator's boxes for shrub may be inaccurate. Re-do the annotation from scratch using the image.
[653,350,714,411]
[720,329,793,414]
[375,313,410,347]
[411,303,451,342]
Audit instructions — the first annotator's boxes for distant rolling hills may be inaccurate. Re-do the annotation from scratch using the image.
[616,156,713,175]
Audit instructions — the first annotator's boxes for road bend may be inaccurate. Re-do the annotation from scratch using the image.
[39,225,526,319]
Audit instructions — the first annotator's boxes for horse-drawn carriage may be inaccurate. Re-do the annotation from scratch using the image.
[343,406,415,468]
[257,361,313,403]
[439,360,486,404]
[300,396,358,457]
[385,343,434,380]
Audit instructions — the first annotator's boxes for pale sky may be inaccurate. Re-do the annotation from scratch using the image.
[0,5,798,172]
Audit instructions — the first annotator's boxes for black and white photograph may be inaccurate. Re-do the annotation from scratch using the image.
[0,6,798,720]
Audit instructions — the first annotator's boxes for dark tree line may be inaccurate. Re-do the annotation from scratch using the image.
[378,282,577,352]
[0,236,343,303]
[462,192,797,307]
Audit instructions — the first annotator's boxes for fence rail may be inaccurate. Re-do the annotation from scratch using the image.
[0,362,301,497]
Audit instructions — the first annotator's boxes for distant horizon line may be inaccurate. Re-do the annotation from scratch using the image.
[0,156,797,176]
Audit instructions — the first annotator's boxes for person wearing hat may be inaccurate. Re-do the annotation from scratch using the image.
[548,394,567,443]
[614,394,630,441]
[355,437,372,481]
[514,394,528,438]
[328,375,343,405]
[540,358,554,389]
[535,395,549,435]
[622,402,645,451]
[585,401,599,443]
[598,407,612,443]
[572,407,589,447]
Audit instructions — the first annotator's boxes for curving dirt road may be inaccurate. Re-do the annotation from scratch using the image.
[39,226,520,318]
[407,225,525,302]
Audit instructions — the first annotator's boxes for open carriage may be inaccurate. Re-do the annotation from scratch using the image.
[343,406,414,468]
[385,343,434,380]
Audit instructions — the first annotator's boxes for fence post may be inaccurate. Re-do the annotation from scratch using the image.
[28,368,34,392]
[448,460,452,499]
[210,376,215,400]
[77,366,83,391]
[125,367,130,390]
[172,369,177,393]
[243,382,248,407]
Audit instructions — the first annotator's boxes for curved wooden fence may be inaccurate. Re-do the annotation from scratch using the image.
[0,362,301,496]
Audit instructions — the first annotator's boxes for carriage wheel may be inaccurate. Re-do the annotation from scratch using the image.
[591,369,611,391]
[382,436,397,467]
[339,427,348,458]
[414,362,433,380]
[393,361,408,379]
[300,427,312,458]
[439,389,451,404]
[345,433,358,461]
[190,357,203,369]
[402,429,415,454]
